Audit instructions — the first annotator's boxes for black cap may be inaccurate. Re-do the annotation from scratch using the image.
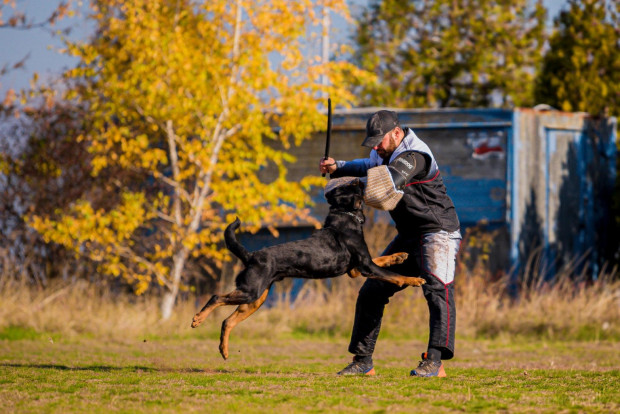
[362,110,400,148]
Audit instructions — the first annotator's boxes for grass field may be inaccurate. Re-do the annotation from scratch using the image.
[1,327,618,413]
[1,264,618,412]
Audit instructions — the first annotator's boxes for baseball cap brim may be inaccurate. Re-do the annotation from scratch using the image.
[362,134,383,148]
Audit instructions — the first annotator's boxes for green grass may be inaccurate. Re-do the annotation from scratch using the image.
[0,325,43,341]
[1,335,618,413]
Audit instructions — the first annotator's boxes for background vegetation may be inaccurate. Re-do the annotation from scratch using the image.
[0,1,619,411]
[0,0,618,337]
[353,0,547,108]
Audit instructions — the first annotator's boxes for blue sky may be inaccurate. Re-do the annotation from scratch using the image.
[0,0,569,97]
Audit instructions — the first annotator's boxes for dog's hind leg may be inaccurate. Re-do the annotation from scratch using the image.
[191,289,253,328]
[219,288,270,360]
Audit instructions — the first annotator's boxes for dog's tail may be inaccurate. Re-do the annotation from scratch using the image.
[225,217,251,266]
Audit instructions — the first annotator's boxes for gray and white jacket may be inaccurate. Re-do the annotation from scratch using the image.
[332,127,460,237]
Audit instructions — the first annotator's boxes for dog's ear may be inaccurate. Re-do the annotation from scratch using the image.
[354,196,363,210]
[326,186,352,208]
[326,182,364,210]
[325,189,337,206]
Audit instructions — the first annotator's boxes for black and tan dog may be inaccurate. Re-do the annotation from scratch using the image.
[191,178,424,359]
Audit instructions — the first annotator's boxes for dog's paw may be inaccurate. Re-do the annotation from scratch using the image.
[390,252,409,265]
[191,314,204,328]
[373,252,409,268]
[219,344,229,360]
[404,277,426,287]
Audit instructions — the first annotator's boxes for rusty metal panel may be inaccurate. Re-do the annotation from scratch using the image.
[511,109,617,277]
[415,126,508,226]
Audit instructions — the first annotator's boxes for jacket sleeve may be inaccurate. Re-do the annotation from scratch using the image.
[330,158,374,178]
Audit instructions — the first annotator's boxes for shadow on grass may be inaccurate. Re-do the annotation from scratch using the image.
[1,362,334,377]
[0,362,207,374]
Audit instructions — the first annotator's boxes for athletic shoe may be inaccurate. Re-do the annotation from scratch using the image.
[410,352,446,377]
[337,360,376,376]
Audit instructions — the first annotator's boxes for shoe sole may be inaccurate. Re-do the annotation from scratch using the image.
[337,367,376,376]
[410,364,446,378]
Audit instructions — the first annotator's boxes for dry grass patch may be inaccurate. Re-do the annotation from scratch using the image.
[0,263,618,344]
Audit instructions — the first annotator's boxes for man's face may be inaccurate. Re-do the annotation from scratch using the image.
[373,128,402,159]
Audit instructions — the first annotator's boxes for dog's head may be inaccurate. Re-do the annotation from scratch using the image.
[324,177,364,211]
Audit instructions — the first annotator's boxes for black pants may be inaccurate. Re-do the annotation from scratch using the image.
[348,230,461,360]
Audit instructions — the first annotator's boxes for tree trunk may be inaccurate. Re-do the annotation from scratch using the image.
[160,290,176,321]
[160,248,188,320]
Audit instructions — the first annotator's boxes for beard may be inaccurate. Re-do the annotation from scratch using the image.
[376,134,398,159]
[376,148,389,159]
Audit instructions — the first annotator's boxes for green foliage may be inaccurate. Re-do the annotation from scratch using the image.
[0,325,41,341]
[352,0,546,108]
[534,0,620,116]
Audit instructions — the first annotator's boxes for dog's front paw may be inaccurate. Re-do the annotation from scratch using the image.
[191,313,204,328]
[389,252,409,265]
[404,277,425,287]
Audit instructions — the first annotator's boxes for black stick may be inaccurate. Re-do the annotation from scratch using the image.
[322,97,332,177]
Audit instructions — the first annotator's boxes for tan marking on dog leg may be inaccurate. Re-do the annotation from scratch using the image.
[372,252,409,267]
[387,252,409,265]
[402,276,425,287]
[349,253,409,279]
[347,269,362,278]
[191,301,223,328]
[191,290,247,328]
[219,289,269,360]
[366,274,426,287]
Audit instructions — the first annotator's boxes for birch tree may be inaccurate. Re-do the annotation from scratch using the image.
[29,0,371,318]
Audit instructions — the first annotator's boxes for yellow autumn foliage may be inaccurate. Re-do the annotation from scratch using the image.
[29,0,374,313]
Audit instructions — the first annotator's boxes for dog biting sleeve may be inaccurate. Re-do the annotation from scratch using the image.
[324,176,360,197]
[363,152,426,210]
[363,166,403,210]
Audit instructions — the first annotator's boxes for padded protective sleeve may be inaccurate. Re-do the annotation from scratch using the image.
[387,151,427,190]
[363,166,403,210]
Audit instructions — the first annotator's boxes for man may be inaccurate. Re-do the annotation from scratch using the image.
[319,110,461,377]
